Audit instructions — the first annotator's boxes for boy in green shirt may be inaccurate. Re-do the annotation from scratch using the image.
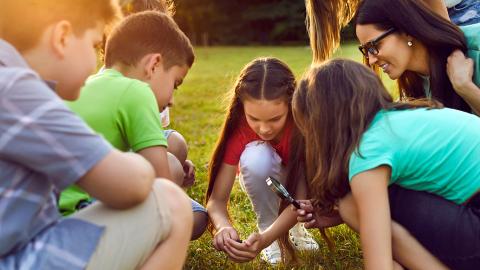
[60,11,207,240]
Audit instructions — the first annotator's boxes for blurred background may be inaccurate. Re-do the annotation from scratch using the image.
[173,0,355,46]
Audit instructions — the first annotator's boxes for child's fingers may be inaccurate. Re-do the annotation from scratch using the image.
[225,245,255,261]
[297,213,313,223]
[224,244,252,262]
[300,202,314,211]
[304,219,317,229]
[213,234,224,251]
[228,230,240,242]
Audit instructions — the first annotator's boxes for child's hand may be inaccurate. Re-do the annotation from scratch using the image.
[224,232,263,263]
[447,50,475,95]
[295,200,343,229]
[213,226,240,252]
[182,159,195,188]
[294,200,315,225]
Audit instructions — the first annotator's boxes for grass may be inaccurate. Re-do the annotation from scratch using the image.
[169,44,396,270]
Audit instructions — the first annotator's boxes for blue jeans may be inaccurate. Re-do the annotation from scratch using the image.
[389,185,480,270]
[448,0,480,26]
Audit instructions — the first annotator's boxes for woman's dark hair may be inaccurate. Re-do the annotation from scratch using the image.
[355,0,470,112]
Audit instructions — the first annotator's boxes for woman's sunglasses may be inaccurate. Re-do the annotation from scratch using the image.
[358,28,396,57]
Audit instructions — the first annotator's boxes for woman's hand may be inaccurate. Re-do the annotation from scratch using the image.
[224,232,265,263]
[213,226,240,252]
[447,50,475,95]
[295,199,343,229]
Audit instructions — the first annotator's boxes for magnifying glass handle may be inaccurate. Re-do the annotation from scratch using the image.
[291,199,301,209]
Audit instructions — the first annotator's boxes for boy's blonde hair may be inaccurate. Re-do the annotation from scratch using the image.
[119,0,174,16]
[1,0,120,52]
[105,11,194,69]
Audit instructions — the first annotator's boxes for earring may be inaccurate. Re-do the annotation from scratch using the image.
[407,41,413,47]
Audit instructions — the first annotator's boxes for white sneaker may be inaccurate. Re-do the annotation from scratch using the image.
[289,223,319,251]
[260,240,282,265]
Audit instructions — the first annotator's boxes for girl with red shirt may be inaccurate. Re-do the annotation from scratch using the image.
[205,58,319,264]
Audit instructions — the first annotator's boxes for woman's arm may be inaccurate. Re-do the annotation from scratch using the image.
[206,163,240,251]
[422,0,450,20]
[350,165,394,270]
[447,50,480,114]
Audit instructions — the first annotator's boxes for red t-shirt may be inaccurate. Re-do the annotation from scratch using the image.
[223,117,293,166]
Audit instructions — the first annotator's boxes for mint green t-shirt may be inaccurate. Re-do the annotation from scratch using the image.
[349,108,480,204]
[59,69,167,215]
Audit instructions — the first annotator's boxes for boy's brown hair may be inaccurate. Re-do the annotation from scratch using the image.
[104,11,194,69]
[1,0,120,52]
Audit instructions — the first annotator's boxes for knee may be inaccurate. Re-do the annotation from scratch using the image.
[391,221,412,243]
[167,152,185,186]
[166,131,188,164]
[240,142,275,181]
[191,211,208,240]
[152,179,192,227]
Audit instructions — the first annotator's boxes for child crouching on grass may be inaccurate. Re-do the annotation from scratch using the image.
[59,11,208,240]
[206,57,319,265]
[294,58,480,270]
[0,1,192,269]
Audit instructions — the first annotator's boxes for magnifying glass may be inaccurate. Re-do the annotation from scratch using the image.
[266,176,301,209]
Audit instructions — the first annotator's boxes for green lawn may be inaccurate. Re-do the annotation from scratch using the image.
[169,44,396,270]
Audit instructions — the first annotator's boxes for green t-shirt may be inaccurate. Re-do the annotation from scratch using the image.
[349,108,480,204]
[59,69,168,214]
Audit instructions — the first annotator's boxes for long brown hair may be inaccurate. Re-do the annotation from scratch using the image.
[306,0,361,63]
[293,58,443,213]
[206,57,304,261]
[355,0,469,112]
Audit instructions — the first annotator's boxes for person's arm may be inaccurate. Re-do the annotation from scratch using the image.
[76,150,155,209]
[137,145,172,180]
[422,0,450,20]
[350,165,394,270]
[206,163,240,251]
[447,50,480,114]
[339,193,448,270]
[224,176,309,262]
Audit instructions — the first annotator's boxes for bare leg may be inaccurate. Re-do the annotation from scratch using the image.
[167,152,185,186]
[166,131,188,164]
[192,211,208,240]
[140,180,193,270]
[338,193,448,270]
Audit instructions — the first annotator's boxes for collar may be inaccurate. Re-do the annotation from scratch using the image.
[0,39,31,69]
[0,39,57,91]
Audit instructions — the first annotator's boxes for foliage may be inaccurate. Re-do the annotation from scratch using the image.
[173,0,311,45]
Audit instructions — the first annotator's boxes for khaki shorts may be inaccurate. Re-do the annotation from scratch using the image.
[72,181,172,270]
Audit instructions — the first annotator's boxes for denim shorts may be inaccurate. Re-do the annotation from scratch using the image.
[388,185,480,270]
[164,129,175,139]
[448,0,480,26]
[191,198,206,213]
